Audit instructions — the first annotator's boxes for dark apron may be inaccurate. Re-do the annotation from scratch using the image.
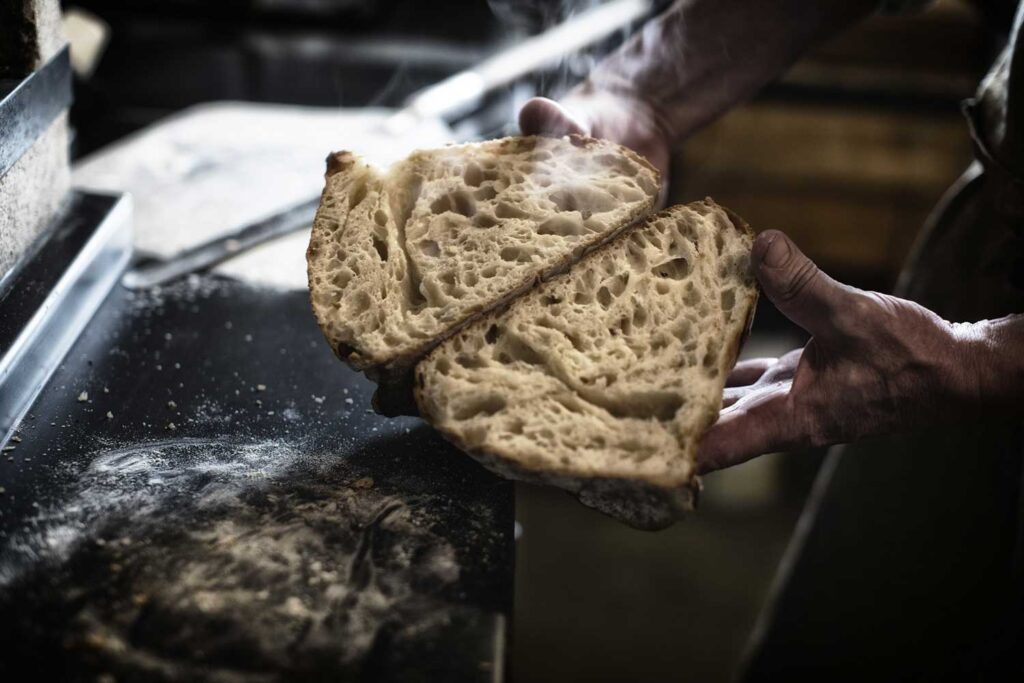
[743,4,1024,680]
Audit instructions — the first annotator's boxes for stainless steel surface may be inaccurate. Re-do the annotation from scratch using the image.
[0,47,71,179]
[1,44,71,281]
[0,191,132,446]
[121,196,317,290]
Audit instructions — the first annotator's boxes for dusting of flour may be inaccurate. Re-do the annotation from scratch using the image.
[0,438,486,681]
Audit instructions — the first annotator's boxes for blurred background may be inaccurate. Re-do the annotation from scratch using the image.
[52,0,994,680]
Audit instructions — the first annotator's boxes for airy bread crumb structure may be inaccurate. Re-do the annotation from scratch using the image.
[416,201,757,528]
[307,135,659,385]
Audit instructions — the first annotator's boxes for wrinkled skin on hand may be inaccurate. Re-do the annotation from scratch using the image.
[697,230,991,473]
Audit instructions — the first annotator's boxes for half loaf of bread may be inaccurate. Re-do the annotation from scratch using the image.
[415,200,757,529]
[307,135,660,405]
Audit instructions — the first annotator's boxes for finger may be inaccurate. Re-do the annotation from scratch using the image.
[697,383,792,474]
[518,97,590,137]
[726,357,778,387]
[752,230,855,338]
[721,386,749,407]
[757,348,804,384]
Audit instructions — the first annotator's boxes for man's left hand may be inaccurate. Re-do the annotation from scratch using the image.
[698,230,987,473]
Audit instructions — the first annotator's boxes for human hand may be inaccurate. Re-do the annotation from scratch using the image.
[697,230,986,473]
[519,90,673,186]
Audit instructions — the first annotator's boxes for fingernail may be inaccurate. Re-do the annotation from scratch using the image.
[761,233,791,268]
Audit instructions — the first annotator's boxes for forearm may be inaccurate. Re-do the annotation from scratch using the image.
[574,0,877,142]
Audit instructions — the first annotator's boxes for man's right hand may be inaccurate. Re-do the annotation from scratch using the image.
[519,92,673,182]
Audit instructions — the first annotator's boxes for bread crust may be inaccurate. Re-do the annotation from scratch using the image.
[432,425,699,530]
[711,199,760,372]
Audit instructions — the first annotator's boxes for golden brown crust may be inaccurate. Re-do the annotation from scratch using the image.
[325,150,357,177]
[714,199,760,372]
[421,408,698,530]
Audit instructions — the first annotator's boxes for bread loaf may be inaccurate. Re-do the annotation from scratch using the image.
[308,136,758,527]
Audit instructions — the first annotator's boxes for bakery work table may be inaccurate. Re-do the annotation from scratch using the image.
[0,273,513,681]
[0,103,512,681]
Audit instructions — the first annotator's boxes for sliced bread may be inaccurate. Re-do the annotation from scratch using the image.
[414,200,757,529]
[307,135,660,394]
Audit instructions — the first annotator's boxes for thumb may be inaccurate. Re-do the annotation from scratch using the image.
[752,230,850,337]
[519,97,591,137]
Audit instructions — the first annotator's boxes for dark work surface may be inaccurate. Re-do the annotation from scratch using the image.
[0,275,513,682]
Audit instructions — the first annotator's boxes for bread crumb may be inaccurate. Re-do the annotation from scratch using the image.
[166,422,177,431]
[308,136,659,382]
[106,411,114,420]
[11,436,21,443]
[415,199,756,528]
[256,384,266,392]
[344,398,354,405]
[77,391,88,402]
[167,401,177,410]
